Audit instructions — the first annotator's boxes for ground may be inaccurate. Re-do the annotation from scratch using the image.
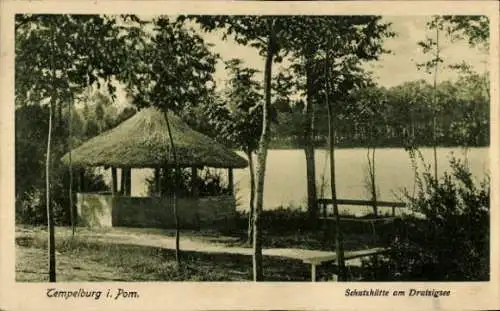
[15,225,385,282]
[16,246,137,282]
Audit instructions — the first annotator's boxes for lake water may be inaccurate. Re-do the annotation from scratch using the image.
[101,147,489,215]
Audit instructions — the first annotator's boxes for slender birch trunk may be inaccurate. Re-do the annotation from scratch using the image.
[47,20,56,282]
[304,55,318,225]
[432,25,440,181]
[163,110,180,266]
[325,50,346,281]
[367,135,378,217]
[253,18,275,281]
[246,149,256,245]
[46,100,56,282]
[69,95,75,237]
[120,169,126,195]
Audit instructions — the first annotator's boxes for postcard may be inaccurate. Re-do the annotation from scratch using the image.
[1,1,499,310]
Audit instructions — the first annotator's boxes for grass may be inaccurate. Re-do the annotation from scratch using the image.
[16,244,137,282]
[224,209,394,250]
[206,229,382,251]
[16,226,350,282]
[15,208,394,282]
[77,214,388,252]
[204,230,382,251]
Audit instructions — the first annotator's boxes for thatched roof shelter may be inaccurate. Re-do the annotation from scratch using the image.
[61,107,248,169]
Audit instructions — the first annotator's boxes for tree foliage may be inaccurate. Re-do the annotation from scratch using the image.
[119,16,219,267]
[206,59,263,152]
[189,15,293,281]
[282,16,394,139]
[15,14,139,281]
[122,16,218,112]
[203,59,265,244]
[270,75,489,149]
[14,13,491,282]
[14,95,130,226]
[441,15,489,49]
[15,15,134,105]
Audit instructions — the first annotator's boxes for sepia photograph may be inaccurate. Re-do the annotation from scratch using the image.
[12,13,492,283]
[1,1,499,310]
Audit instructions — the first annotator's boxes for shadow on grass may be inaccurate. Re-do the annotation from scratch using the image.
[196,229,386,254]
[17,235,342,282]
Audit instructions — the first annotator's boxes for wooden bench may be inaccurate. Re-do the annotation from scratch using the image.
[323,216,396,223]
[317,198,406,217]
[301,248,389,282]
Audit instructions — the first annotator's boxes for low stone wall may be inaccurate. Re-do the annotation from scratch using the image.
[76,193,114,228]
[77,193,237,229]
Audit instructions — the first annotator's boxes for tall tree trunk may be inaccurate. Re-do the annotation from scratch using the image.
[227,168,234,195]
[79,169,85,192]
[58,100,63,131]
[120,168,126,195]
[155,168,161,196]
[120,168,131,196]
[304,56,318,225]
[246,149,255,245]
[367,145,378,217]
[164,110,180,266]
[47,100,56,282]
[46,20,56,282]
[432,114,438,179]
[68,96,75,237]
[371,147,377,215]
[126,168,132,196]
[432,25,440,181]
[111,167,118,195]
[367,125,378,217]
[325,51,346,281]
[253,19,276,281]
[411,110,415,142]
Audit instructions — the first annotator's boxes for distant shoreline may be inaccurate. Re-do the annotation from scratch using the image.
[266,143,490,150]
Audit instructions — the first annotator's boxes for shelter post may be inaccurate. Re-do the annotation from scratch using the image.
[120,168,131,196]
[111,167,118,196]
[78,168,85,192]
[228,168,234,195]
[125,168,132,196]
[120,168,125,195]
[155,168,161,196]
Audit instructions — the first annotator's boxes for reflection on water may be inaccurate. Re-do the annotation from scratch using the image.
[101,147,488,214]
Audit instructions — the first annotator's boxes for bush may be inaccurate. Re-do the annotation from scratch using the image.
[361,155,489,281]
[145,167,231,198]
[15,166,109,226]
[15,104,110,226]
[261,206,310,233]
[232,205,311,235]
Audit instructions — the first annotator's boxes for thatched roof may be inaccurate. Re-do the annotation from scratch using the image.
[61,107,248,169]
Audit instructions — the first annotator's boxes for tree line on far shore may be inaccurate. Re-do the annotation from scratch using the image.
[269,73,489,149]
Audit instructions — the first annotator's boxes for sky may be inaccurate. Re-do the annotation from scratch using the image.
[113,15,489,105]
[202,16,488,87]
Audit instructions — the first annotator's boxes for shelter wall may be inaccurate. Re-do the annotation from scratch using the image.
[77,193,237,229]
[77,193,114,228]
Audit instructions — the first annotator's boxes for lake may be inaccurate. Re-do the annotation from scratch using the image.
[101,147,489,215]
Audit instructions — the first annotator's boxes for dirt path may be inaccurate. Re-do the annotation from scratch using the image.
[19,227,374,266]
[16,226,380,282]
